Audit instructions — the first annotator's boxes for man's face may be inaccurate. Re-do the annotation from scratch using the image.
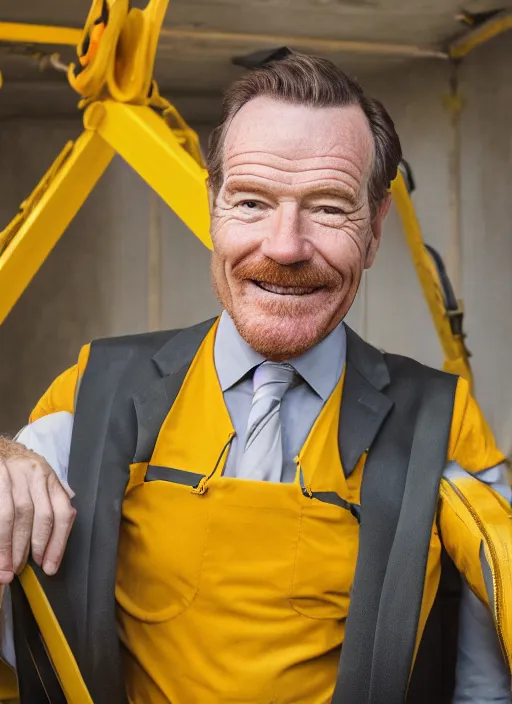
[210,96,390,359]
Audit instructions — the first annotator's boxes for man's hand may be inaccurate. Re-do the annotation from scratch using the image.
[0,437,76,585]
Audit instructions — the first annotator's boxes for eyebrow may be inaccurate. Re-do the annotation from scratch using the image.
[224,179,358,206]
[223,180,270,198]
[304,187,358,207]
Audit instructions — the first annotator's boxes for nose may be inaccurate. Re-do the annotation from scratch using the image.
[261,202,314,265]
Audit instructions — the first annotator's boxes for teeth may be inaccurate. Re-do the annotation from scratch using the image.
[256,282,316,295]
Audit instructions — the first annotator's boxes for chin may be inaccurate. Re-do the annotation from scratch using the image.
[231,304,334,359]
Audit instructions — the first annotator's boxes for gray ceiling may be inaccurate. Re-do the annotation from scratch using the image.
[1,0,510,119]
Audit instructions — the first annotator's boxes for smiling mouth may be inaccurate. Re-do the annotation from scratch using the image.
[253,281,320,296]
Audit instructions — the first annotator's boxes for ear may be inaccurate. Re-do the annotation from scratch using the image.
[365,194,392,269]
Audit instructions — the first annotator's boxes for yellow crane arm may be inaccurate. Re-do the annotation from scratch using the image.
[84,100,211,248]
[0,0,210,327]
[391,168,473,391]
[0,133,114,326]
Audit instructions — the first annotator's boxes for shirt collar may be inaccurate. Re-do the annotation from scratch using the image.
[214,311,346,402]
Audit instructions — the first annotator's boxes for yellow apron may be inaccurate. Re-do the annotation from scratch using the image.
[116,323,361,704]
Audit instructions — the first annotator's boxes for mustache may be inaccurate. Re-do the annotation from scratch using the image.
[233,257,341,289]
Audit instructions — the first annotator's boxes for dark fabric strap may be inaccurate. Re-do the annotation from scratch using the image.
[145,465,204,486]
[406,549,461,703]
[305,491,361,522]
[333,353,458,704]
[11,578,66,704]
[368,373,458,703]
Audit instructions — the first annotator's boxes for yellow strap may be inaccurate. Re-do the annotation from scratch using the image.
[18,566,93,704]
[391,170,473,391]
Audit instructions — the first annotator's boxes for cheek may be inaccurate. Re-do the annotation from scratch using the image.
[212,214,265,274]
[312,224,366,286]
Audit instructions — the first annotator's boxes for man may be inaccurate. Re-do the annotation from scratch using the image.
[0,53,511,704]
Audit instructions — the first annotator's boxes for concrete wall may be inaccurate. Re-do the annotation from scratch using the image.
[0,123,218,433]
[0,34,511,451]
[351,33,512,452]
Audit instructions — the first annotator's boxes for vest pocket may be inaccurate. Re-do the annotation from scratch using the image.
[290,498,360,620]
[116,463,209,623]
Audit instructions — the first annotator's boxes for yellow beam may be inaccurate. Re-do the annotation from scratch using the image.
[19,566,93,703]
[0,22,81,46]
[0,659,18,702]
[391,171,473,389]
[450,11,512,59]
[85,100,212,249]
[0,131,114,325]
[159,26,448,60]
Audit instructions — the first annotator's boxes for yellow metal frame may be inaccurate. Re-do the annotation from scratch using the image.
[0,133,114,325]
[0,0,210,326]
[15,566,93,703]
[449,10,512,60]
[0,22,82,46]
[391,171,473,390]
[83,101,210,247]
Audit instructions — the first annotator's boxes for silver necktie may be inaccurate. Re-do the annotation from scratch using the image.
[237,361,296,482]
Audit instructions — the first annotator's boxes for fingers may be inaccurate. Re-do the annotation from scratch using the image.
[11,470,34,574]
[0,452,76,580]
[42,473,76,576]
[0,461,14,584]
[29,468,55,567]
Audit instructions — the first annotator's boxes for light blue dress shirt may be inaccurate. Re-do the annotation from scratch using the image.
[214,311,346,482]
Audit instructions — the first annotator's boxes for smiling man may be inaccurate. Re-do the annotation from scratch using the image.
[0,53,511,704]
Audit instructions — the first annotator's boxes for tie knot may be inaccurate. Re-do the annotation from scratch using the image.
[252,361,296,400]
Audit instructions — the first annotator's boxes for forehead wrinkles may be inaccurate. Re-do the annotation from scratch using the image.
[225,151,367,193]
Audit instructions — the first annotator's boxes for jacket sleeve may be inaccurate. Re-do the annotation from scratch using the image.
[439,468,512,683]
[29,343,91,422]
[448,376,507,473]
[443,377,512,697]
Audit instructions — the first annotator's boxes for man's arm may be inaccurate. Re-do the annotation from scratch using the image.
[0,412,75,669]
[451,463,512,704]
[0,342,89,585]
[446,379,511,701]
[0,435,75,583]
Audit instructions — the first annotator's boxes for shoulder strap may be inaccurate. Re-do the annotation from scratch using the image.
[368,372,458,703]
[333,347,458,704]
[12,319,216,704]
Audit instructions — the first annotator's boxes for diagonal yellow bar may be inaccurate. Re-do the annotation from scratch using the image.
[0,131,114,325]
[19,566,93,703]
[449,11,512,59]
[0,22,82,46]
[85,100,212,249]
[391,171,473,389]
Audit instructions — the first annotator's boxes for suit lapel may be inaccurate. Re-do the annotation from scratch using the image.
[132,318,217,463]
[340,327,394,476]
[131,318,393,473]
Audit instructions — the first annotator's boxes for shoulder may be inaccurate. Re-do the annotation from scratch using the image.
[30,343,92,422]
[29,329,182,422]
[447,376,505,472]
[380,345,504,472]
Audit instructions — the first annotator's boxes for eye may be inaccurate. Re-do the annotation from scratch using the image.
[315,205,345,216]
[239,200,263,210]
